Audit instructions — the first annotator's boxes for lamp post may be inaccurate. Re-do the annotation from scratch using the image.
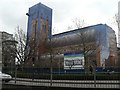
[32,58,35,80]
[50,34,53,87]
[57,53,61,75]
[58,55,60,75]
[26,13,36,80]
[32,22,37,80]
[32,18,37,80]
[92,60,97,88]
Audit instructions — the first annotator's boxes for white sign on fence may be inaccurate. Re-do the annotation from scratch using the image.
[64,53,84,69]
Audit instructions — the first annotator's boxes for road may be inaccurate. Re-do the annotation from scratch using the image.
[3,78,120,89]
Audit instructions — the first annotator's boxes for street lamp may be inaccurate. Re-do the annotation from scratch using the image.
[26,13,30,16]
[92,60,97,88]
[32,20,37,80]
[50,34,53,87]
[57,53,61,75]
[32,57,35,80]
[58,55,60,75]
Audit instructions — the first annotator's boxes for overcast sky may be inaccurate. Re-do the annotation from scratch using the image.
[0,0,119,36]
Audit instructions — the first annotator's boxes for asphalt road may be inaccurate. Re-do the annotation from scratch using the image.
[2,78,120,89]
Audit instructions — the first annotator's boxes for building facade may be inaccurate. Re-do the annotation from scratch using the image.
[0,31,17,73]
[25,3,118,69]
[25,3,52,67]
[51,24,118,67]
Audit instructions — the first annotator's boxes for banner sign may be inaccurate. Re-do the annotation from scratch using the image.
[64,53,84,69]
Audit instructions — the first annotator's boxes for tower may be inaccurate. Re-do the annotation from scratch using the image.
[26,3,52,66]
[26,3,52,52]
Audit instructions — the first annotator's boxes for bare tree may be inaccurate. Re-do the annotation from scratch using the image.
[14,26,26,68]
[77,30,100,74]
[72,18,86,29]
[68,18,100,74]
[2,39,17,74]
[115,13,119,29]
[67,18,86,30]
[114,13,120,66]
[115,13,120,46]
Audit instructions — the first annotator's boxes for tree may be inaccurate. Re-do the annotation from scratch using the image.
[77,30,100,74]
[72,18,86,29]
[114,13,120,66]
[67,18,86,30]
[2,39,17,74]
[68,18,100,74]
[14,26,26,68]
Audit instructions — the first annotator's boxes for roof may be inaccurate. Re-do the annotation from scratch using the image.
[52,24,113,38]
[29,2,52,11]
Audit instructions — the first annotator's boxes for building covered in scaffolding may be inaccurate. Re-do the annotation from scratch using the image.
[51,24,118,68]
[25,3,118,69]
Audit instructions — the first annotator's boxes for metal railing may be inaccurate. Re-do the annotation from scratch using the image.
[2,66,120,89]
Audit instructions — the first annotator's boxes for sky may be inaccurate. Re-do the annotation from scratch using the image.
[0,0,120,37]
